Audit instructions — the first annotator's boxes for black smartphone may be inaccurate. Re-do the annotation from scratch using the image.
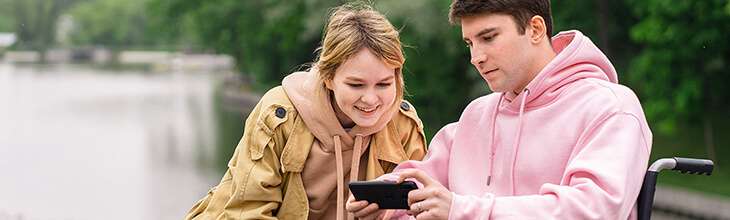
[348,180,418,209]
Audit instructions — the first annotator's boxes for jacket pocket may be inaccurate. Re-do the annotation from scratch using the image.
[248,104,290,160]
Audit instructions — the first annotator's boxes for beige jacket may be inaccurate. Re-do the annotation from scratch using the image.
[185,85,426,219]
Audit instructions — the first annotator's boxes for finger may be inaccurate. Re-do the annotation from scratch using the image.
[376,173,400,183]
[395,169,436,187]
[346,200,370,212]
[407,189,422,206]
[408,187,441,204]
[414,209,434,220]
[353,203,380,218]
[407,200,427,216]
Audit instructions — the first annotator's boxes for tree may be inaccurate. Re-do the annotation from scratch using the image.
[0,0,15,32]
[628,0,730,163]
[67,0,169,49]
[149,0,344,89]
[376,0,476,135]
[10,0,78,61]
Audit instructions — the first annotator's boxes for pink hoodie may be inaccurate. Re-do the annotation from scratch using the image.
[389,30,652,219]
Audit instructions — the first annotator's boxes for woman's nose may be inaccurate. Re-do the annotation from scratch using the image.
[359,91,378,105]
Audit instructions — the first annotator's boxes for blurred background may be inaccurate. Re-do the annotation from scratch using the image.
[0,0,728,219]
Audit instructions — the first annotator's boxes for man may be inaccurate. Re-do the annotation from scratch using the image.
[347,0,652,219]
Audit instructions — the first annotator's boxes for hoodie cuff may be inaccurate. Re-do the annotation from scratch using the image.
[384,209,410,220]
[448,192,495,220]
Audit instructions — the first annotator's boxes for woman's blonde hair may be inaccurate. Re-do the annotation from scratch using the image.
[313,2,406,102]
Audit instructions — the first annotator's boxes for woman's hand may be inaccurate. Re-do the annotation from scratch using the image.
[346,193,385,220]
[396,169,452,220]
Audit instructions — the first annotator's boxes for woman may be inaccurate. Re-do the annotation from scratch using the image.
[185,3,427,220]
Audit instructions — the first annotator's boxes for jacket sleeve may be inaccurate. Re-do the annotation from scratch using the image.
[449,113,651,220]
[400,106,428,162]
[185,100,287,220]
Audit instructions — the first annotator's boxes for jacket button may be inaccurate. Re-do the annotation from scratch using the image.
[275,107,286,118]
[400,101,410,111]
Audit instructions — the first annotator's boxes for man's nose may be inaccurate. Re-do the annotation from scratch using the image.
[470,48,486,67]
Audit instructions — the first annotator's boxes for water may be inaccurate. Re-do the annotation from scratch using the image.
[0,63,242,220]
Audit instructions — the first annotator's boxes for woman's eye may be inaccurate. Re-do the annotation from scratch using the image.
[347,83,364,88]
[377,83,392,87]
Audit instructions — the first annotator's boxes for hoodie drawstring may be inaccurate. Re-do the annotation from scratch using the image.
[334,136,345,220]
[487,93,505,186]
[510,89,530,195]
[334,135,364,220]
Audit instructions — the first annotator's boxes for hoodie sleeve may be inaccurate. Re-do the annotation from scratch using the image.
[383,123,459,219]
[449,113,651,220]
[396,122,457,189]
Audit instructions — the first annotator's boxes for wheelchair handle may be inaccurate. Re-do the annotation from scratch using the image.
[638,157,714,220]
[648,157,713,175]
[673,157,713,175]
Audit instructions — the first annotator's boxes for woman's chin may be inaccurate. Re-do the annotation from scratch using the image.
[352,116,379,128]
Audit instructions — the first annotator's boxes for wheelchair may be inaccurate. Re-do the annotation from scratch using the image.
[637,157,715,220]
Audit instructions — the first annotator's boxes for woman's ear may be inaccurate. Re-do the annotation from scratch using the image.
[324,79,334,90]
[528,15,547,44]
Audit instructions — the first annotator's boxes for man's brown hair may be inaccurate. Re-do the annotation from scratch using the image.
[449,0,553,36]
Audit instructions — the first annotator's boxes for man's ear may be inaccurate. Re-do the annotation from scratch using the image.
[528,15,548,44]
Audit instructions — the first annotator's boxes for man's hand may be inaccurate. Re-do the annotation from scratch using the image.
[396,169,452,220]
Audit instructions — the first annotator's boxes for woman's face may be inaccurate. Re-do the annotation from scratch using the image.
[326,48,397,128]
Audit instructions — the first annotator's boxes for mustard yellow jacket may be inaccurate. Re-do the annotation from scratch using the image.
[185,87,427,219]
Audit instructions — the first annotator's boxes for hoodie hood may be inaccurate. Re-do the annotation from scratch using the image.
[488,30,620,194]
[503,30,618,110]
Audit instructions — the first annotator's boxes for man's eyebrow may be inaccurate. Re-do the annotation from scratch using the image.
[463,27,497,41]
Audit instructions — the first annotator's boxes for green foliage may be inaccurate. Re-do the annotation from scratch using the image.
[0,0,14,32]
[376,0,478,135]
[150,0,343,89]
[9,0,78,50]
[627,0,730,134]
[552,0,640,80]
[67,0,173,49]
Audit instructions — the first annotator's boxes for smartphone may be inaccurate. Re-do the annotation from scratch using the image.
[348,180,418,209]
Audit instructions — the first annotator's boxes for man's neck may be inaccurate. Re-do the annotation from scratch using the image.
[512,41,558,94]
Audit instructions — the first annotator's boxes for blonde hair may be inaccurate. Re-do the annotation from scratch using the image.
[313,2,406,102]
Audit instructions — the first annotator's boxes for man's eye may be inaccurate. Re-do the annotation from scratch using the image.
[483,34,496,42]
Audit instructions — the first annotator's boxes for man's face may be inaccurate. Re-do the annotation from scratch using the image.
[462,13,536,93]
